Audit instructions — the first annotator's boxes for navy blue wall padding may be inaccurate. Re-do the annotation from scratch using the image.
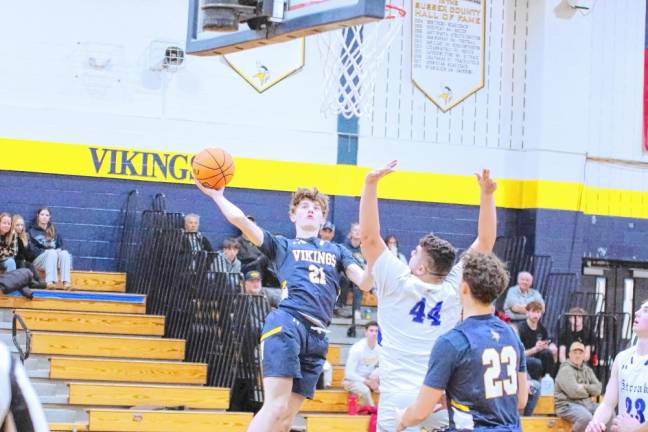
[1,170,647,274]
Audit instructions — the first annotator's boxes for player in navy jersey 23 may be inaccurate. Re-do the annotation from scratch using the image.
[195,181,371,432]
[397,252,527,431]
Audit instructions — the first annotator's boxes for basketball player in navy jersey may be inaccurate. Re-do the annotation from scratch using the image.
[397,253,527,431]
[195,182,371,432]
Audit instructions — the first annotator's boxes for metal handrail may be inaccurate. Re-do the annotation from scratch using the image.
[12,312,31,363]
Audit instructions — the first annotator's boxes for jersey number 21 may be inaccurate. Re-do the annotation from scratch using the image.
[482,346,518,399]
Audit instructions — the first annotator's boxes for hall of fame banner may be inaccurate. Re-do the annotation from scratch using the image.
[411,0,486,112]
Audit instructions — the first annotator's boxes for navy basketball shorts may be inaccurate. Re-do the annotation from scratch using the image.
[259,308,329,399]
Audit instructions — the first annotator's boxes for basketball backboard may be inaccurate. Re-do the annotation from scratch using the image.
[186,0,386,56]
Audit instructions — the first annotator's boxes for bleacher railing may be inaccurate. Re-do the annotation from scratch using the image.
[12,312,31,363]
[124,210,268,407]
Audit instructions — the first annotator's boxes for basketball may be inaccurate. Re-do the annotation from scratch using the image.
[192,148,235,190]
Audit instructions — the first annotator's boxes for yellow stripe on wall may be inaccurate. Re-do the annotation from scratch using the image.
[2,137,648,219]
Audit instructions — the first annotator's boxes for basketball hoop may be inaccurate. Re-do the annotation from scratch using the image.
[319,4,406,119]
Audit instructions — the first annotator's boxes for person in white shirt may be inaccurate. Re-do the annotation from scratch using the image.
[343,320,381,407]
[586,300,648,432]
[358,161,498,432]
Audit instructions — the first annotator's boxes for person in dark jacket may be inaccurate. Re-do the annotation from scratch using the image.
[0,268,34,299]
[11,215,45,289]
[29,207,72,290]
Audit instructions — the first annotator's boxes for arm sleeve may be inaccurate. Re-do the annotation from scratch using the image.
[423,334,464,389]
[56,234,64,249]
[344,343,366,382]
[258,230,288,266]
[371,248,411,298]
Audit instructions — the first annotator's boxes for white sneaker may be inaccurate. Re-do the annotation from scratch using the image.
[354,310,361,321]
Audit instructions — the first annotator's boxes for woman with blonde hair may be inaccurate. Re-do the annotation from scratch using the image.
[12,214,46,288]
[0,213,17,272]
[29,207,72,290]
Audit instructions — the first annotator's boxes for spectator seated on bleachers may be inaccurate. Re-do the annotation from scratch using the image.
[517,301,557,380]
[181,213,213,253]
[503,271,545,324]
[554,341,601,432]
[319,221,335,242]
[11,214,46,289]
[384,234,408,264]
[242,270,282,308]
[558,307,593,364]
[0,213,17,273]
[29,207,72,290]
[343,321,380,407]
[213,237,241,273]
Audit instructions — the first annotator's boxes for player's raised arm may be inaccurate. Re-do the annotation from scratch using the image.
[345,262,374,292]
[195,180,264,246]
[466,169,497,254]
[360,160,397,265]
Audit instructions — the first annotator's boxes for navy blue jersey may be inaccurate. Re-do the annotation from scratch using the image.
[424,314,526,431]
[259,230,357,326]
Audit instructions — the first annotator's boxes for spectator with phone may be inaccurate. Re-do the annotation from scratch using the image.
[517,301,557,380]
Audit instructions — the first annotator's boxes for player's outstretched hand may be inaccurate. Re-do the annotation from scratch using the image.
[585,420,607,432]
[611,413,640,432]
[194,178,224,199]
[475,169,497,194]
[365,160,397,185]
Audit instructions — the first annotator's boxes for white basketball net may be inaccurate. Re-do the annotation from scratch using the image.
[319,5,406,119]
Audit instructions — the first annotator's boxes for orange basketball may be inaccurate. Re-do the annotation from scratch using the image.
[192,148,235,190]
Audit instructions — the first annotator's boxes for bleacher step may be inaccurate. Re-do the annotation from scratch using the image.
[68,383,229,410]
[0,290,146,314]
[70,271,126,293]
[49,422,88,432]
[8,309,165,336]
[30,332,185,360]
[48,357,207,385]
[86,409,252,432]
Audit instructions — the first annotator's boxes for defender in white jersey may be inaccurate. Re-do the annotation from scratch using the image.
[359,161,498,431]
[586,300,648,432]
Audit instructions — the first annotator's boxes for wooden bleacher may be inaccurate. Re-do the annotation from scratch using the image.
[14,309,165,335]
[87,409,252,432]
[67,383,230,409]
